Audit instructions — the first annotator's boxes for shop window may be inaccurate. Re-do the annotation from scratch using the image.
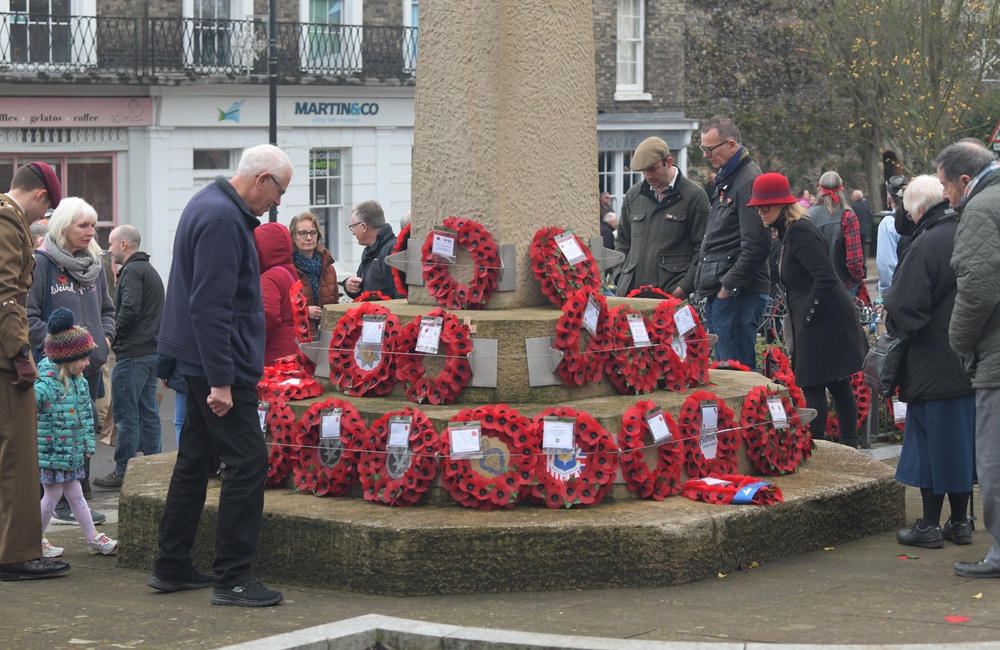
[309,148,343,258]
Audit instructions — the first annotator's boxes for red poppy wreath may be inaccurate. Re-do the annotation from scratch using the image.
[291,397,366,497]
[677,390,741,479]
[625,285,673,299]
[328,302,401,397]
[554,287,610,387]
[395,308,473,405]
[392,221,411,298]
[421,216,500,310]
[740,385,811,476]
[259,392,298,488]
[441,404,539,510]
[681,473,784,506]
[529,406,619,509]
[617,400,684,500]
[647,297,696,392]
[529,226,601,307]
[258,355,324,401]
[357,406,441,507]
[605,305,662,395]
[826,371,872,440]
[353,290,393,302]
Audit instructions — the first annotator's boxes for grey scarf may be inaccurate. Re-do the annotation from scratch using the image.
[43,233,104,287]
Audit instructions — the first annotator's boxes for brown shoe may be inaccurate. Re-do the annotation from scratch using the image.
[0,558,71,581]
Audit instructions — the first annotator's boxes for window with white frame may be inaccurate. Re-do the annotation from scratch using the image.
[615,0,650,101]
[182,0,255,71]
[402,0,417,67]
[299,0,361,73]
[309,149,344,258]
[598,150,643,212]
[1,0,96,69]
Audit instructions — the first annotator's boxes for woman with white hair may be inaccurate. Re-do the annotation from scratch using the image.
[807,171,866,298]
[26,197,116,526]
[883,174,975,549]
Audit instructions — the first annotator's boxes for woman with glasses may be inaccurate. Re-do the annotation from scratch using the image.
[288,212,339,336]
[748,172,868,448]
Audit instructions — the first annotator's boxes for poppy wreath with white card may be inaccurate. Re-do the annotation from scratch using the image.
[825,371,871,441]
[553,287,611,387]
[647,297,694,392]
[258,388,298,488]
[328,302,401,397]
[529,226,601,308]
[392,221,411,298]
[358,407,440,507]
[441,405,538,510]
[617,400,684,500]
[740,385,810,476]
[605,305,663,395]
[395,307,473,405]
[677,390,740,479]
[293,397,366,497]
[421,216,500,310]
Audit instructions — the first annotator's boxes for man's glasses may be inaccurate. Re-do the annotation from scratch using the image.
[700,140,730,156]
[296,230,318,238]
[260,173,286,197]
[348,222,364,231]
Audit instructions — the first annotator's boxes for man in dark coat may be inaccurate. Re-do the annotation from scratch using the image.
[344,200,399,299]
[851,189,873,258]
[694,115,770,370]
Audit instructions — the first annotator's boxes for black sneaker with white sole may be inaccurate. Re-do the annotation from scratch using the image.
[210,578,283,607]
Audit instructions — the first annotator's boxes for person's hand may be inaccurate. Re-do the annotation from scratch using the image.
[308,305,322,321]
[11,354,37,392]
[671,287,686,299]
[207,385,233,418]
[160,378,170,389]
[717,288,732,299]
[345,276,362,295]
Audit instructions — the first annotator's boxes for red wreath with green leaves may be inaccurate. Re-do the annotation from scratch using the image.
[647,297,697,392]
[440,405,538,510]
[617,400,684,500]
[740,385,811,475]
[258,389,298,487]
[826,371,871,440]
[421,216,500,310]
[605,305,662,395]
[681,473,784,505]
[357,407,440,507]
[529,406,619,509]
[395,308,473,405]
[553,287,611,387]
[292,397,366,497]
[677,390,741,478]
[529,227,601,307]
[392,221,411,298]
[328,302,401,397]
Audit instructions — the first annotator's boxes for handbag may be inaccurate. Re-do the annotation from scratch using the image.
[863,331,908,396]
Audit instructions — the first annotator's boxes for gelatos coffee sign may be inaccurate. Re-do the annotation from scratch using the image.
[0,97,153,128]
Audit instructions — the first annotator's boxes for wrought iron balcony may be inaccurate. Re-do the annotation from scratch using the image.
[0,13,417,81]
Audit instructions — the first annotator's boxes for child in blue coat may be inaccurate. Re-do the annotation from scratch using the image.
[36,308,118,556]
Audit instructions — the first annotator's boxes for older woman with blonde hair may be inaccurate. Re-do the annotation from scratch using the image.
[807,170,866,297]
[288,212,338,335]
[749,172,868,447]
[883,174,975,549]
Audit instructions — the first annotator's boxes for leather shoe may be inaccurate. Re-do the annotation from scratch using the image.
[943,518,973,545]
[896,520,943,548]
[955,560,1000,578]
[0,557,71,581]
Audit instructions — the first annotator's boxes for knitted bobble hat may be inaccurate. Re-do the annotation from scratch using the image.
[45,307,96,364]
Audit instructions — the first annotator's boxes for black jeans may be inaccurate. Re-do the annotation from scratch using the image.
[153,377,267,588]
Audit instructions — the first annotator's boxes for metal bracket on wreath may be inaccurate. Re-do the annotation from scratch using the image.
[467,338,499,387]
[797,407,818,426]
[525,336,565,387]
[302,328,333,379]
[706,333,719,347]
[383,243,517,292]
[589,236,625,273]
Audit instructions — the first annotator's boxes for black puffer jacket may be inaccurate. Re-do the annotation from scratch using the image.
[884,201,972,403]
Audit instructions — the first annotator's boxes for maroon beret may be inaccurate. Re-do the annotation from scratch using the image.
[27,161,62,208]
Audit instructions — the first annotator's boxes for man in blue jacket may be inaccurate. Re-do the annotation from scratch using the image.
[150,144,291,607]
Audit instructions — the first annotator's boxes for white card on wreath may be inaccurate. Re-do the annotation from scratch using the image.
[542,418,575,451]
[672,337,687,361]
[415,317,443,354]
[257,404,268,433]
[674,304,697,337]
[893,398,908,423]
[700,430,719,459]
[321,409,342,439]
[701,405,718,430]
[700,476,730,486]
[582,296,601,336]
[555,232,587,266]
[361,319,385,345]
[646,410,672,443]
[431,231,457,258]
[626,313,652,347]
[449,423,482,456]
[766,397,789,429]
[388,418,411,448]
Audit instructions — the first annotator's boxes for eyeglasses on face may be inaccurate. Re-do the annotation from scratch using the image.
[348,221,364,231]
[259,173,286,197]
[699,140,730,156]
[295,230,318,238]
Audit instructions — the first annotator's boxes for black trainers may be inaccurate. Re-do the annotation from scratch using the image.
[149,569,213,592]
[896,520,944,548]
[211,578,283,607]
[943,518,973,545]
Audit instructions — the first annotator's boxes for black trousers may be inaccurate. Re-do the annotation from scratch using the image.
[153,377,267,587]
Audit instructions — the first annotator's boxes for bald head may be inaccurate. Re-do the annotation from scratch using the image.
[109,224,141,265]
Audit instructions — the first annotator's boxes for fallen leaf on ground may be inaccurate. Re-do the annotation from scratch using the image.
[974,593,983,599]
[717,572,726,578]
[823,547,835,551]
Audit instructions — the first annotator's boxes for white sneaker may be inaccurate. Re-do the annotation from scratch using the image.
[42,537,64,558]
[87,533,118,556]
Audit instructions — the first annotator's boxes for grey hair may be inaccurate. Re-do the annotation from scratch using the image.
[902,174,945,217]
[48,196,101,262]
[816,170,846,214]
[352,200,385,229]
[701,115,742,145]
[236,144,293,186]
[933,141,996,184]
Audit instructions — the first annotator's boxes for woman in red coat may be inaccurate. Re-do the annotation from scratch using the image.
[289,212,339,336]
[254,222,299,364]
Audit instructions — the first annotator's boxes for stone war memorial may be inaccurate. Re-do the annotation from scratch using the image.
[118,0,903,595]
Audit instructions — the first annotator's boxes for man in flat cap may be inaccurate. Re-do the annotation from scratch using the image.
[614,137,709,298]
[0,162,70,581]
[694,115,770,370]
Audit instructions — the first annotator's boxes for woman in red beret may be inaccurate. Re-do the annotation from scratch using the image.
[748,173,869,447]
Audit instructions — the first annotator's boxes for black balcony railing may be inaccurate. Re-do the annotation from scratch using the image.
[0,13,417,80]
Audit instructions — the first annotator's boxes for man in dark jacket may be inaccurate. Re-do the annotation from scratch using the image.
[614,137,709,298]
[344,200,399,299]
[93,225,164,488]
[851,189,873,257]
[151,144,289,607]
[694,115,769,370]
[941,140,1000,579]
